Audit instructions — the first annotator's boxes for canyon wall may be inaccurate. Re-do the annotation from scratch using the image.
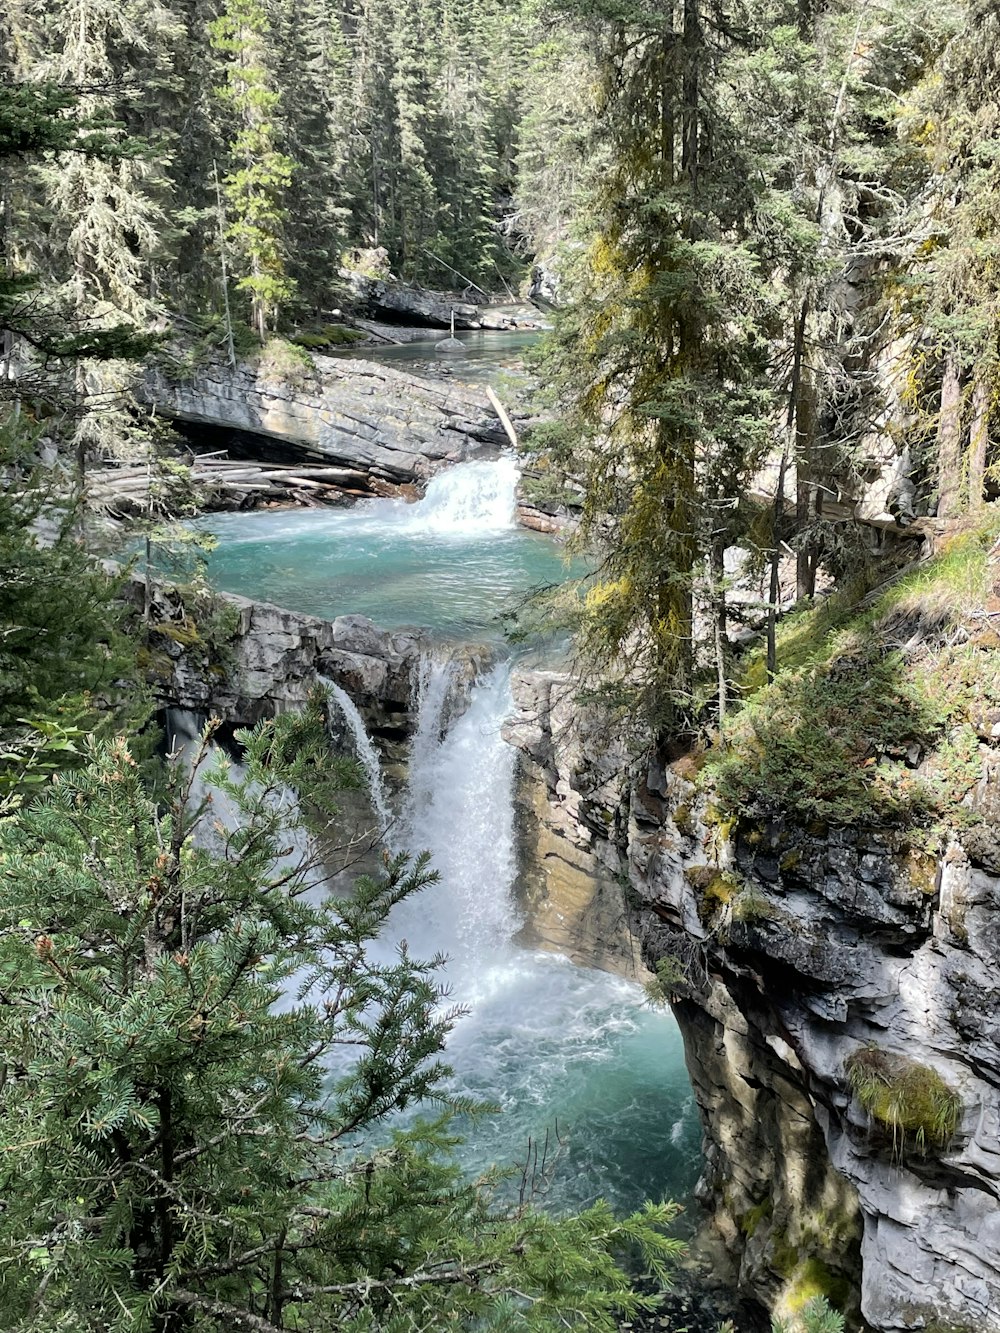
[506,672,1000,1332]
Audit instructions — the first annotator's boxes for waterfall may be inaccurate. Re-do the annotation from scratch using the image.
[391,664,521,999]
[381,665,701,1214]
[164,707,205,752]
[396,456,518,536]
[165,663,699,1216]
[400,656,453,836]
[321,678,392,834]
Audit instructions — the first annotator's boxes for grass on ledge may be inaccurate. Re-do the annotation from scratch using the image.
[703,513,1000,831]
[846,1045,962,1156]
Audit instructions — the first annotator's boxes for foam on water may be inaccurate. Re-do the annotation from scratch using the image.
[397,456,518,535]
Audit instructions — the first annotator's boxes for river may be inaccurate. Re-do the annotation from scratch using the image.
[191,373,702,1224]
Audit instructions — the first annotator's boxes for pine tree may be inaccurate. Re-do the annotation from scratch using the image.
[904,0,1000,513]
[272,0,353,314]
[0,417,143,803]
[0,713,683,1329]
[209,0,297,340]
[539,0,787,731]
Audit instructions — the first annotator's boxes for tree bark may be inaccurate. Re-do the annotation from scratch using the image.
[969,366,989,511]
[795,375,817,598]
[937,351,963,517]
[682,0,700,187]
[710,541,727,724]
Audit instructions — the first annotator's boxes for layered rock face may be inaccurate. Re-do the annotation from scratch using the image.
[143,355,508,489]
[633,755,1000,1331]
[132,576,484,737]
[506,674,1000,1330]
[503,670,648,980]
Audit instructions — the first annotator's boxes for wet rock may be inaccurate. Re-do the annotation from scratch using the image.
[503,669,648,980]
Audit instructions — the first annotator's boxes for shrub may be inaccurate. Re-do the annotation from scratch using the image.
[256,336,315,387]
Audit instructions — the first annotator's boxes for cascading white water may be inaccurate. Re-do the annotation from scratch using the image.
[396,456,519,535]
[399,656,454,840]
[321,678,392,834]
[378,665,701,1212]
[187,456,571,639]
[390,665,522,1001]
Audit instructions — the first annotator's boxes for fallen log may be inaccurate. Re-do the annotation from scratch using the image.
[486,386,519,450]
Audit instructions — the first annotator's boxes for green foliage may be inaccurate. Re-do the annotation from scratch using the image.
[210,0,298,339]
[532,0,823,732]
[0,419,144,805]
[256,335,316,386]
[643,956,687,1007]
[709,642,940,826]
[898,0,1000,512]
[772,1295,846,1333]
[0,716,684,1329]
[707,518,1000,829]
[0,82,142,160]
[846,1046,962,1155]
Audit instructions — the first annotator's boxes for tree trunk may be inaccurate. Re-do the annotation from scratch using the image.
[766,440,790,684]
[659,9,676,183]
[969,366,989,511]
[795,375,817,599]
[937,351,963,517]
[710,542,727,724]
[681,0,700,187]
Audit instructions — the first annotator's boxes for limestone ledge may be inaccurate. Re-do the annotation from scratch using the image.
[142,354,511,487]
[130,575,488,737]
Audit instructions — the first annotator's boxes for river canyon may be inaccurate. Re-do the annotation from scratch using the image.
[165,436,703,1226]
[135,333,1000,1333]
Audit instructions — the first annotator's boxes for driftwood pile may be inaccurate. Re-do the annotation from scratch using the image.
[87,455,407,517]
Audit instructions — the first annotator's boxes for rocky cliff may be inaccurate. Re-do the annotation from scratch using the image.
[506,641,1000,1331]
[504,670,647,980]
[143,353,510,490]
[130,575,487,741]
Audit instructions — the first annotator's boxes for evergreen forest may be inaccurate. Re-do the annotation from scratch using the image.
[3,0,1000,1328]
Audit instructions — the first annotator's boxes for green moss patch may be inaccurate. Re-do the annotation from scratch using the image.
[292,323,366,349]
[703,515,1000,831]
[846,1046,962,1154]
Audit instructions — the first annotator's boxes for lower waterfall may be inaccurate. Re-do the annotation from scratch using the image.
[374,664,701,1216]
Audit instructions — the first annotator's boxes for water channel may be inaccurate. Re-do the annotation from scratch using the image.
[192,344,703,1223]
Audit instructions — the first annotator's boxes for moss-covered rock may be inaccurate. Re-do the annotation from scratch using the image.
[846,1046,962,1154]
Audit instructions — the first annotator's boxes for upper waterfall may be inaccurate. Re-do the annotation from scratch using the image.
[398,456,519,536]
